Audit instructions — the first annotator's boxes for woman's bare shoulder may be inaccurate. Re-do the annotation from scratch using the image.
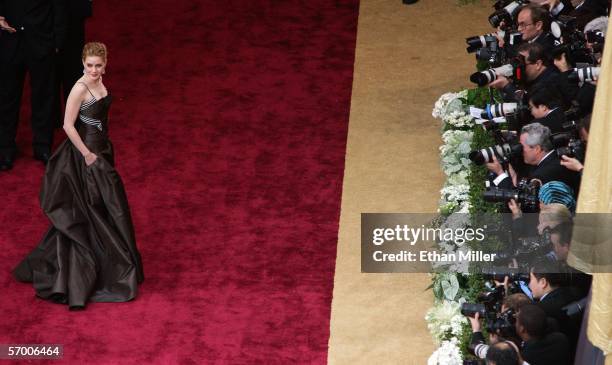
[69,80,90,101]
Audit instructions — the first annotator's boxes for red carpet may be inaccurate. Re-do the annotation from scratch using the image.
[0,1,358,363]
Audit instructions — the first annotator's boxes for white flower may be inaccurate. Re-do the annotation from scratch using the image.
[432,92,466,119]
[427,337,463,365]
[439,130,473,178]
[442,111,474,129]
[456,200,472,214]
[440,184,470,205]
[425,300,468,342]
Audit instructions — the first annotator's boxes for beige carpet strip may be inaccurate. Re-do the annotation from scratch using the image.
[328,1,491,364]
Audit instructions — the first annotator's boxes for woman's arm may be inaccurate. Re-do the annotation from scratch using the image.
[63,83,97,165]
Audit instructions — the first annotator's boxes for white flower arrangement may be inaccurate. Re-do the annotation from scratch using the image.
[425,300,468,343]
[440,184,470,205]
[440,130,473,177]
[429,87,483,362]
[427,337,464,365]
[432,90,468,120]
[442,111,475,129]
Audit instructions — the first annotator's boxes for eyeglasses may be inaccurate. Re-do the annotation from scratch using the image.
[517,22,534,30]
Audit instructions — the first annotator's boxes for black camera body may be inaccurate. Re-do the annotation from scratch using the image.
[552,132,586,162]
[489,0,529,29]
[552,16,597,66]
[483,178,540,212]
[486,308,517,339]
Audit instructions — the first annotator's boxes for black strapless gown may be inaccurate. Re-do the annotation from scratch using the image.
[13,94,144,309]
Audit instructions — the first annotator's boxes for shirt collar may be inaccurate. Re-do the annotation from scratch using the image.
[537,150,555,166]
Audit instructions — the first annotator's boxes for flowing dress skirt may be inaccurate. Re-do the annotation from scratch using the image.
[13,125,144,309]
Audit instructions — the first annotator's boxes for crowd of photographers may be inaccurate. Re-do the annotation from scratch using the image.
[458,0,609,364]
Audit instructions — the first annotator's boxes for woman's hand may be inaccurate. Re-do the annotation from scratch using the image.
[84,152,97,166]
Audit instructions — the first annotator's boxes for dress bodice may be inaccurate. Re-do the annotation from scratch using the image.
[79,93,112,131]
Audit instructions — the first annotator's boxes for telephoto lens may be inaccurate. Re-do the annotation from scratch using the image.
[466,34,497,53]
[480,103,518,119]
[461,303,487,318]
[567,67,600,83]
[488,1,525,28]
[470,64,514,86]
[469,143,522,165]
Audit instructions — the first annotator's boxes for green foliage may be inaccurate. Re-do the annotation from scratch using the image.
[466,86,501,108]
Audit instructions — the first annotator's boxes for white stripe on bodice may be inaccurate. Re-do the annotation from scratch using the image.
[79,98,103,131]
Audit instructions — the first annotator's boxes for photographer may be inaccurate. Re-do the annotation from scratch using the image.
[570,0,611,30]
[468,294,532,358]
[508,181,575,240]
[516,304,571,365]
[516,4,556,51]
[529,261,583,355]
[486,123,580,195]
[486,341,526,365]
[489,43,559,103]
[528,86,566,133]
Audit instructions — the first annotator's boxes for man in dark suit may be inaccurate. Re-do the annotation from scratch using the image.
[54,0,91,127]
[529,262,584,360]
[528,86,566,134]
[486,122,581,194]
[571,0,611,30]
[516,4,555,52]
[0,0,67,170]
[489,43,562,104]
[516,304,571,365]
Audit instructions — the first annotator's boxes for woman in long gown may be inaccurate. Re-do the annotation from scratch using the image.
[13,42,144,310]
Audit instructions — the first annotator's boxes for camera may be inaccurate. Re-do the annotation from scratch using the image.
[585,30,605,44]
[567,66,600,83]
[486,308,517,338]
[478,101,530,132]
[483,178,540,212]
[466,33,498,53]
[481,267,530,283]
[461,303,488,318]
[469,142,522,165]
[470,55,527,87]
[476,44,507,67]
[551,132,585,161]
[550,15,578,40]
[585,30,605,53]
[479,102,530,120]
[470,64,515,86]
[489,0,529,29]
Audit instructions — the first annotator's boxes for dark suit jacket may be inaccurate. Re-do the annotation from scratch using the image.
[538,287,584,355]
[538,287,579,324]
[502,67,561,103]
[497,152,581,195]
[0,0,67,60]
[522,332,571,365]
[67,0,91,20]
[572,0,611,29]
[533,32,556,55]
[530,152,580,194]
[534,108,566,134]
